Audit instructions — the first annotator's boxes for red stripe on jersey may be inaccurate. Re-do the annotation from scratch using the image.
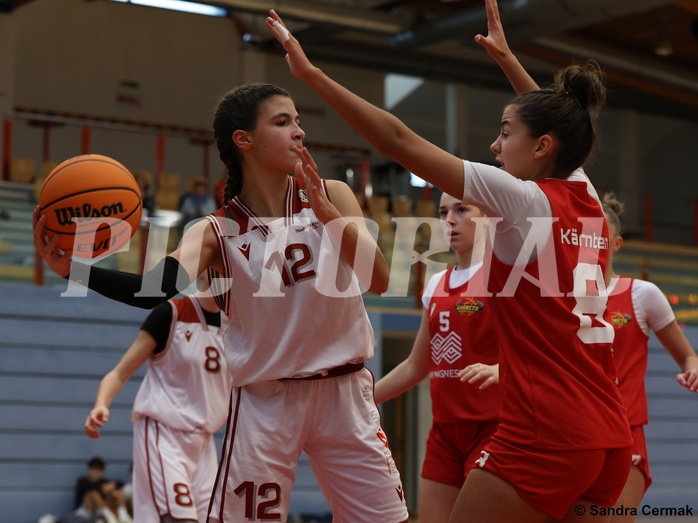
[230,197,271,237]
[212,388,243,520]
[288,176,319,217]
[205,215,232,316]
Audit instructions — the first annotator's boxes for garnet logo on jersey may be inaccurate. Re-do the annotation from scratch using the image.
[185,330,193,341]
[396,485,404,501]
[299,189,309,203]
[237,243,251,260]
[430,332,462,365]
[610,310,632,328]
[455,298,484,315]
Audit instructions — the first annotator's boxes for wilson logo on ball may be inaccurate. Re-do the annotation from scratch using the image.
[54,202,128,226]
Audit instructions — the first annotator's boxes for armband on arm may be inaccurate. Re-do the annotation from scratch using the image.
[66,256,191,309]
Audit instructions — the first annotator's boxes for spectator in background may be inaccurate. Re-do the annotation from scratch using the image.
[178,179,217,230]
[132,171,156,218]
[73,456,131,523]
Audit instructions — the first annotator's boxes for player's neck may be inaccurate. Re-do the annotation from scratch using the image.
[238,173,290,217]
[454,241,484,271]
[605,266,618,286]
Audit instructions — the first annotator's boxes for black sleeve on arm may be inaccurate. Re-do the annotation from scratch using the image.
[140,301,174,354]
[66,256,191,309]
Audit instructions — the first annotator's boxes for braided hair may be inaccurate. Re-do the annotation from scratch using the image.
[508,61,607,179]
[212,83,291,210]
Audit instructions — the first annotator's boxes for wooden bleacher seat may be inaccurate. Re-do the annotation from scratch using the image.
[416,199,436,218]
[367,194,389,216]
[155,173,183,211]
[158,172,181,191]
[392,196,412,217]
[9,158,35,184]
[156,187,181,211]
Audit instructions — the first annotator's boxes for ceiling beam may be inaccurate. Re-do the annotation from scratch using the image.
[210,0,410,33]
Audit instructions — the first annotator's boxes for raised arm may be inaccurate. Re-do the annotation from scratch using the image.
[266,11,465,200]
[475,0,539,94]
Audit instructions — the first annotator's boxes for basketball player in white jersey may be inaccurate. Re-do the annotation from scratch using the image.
[35,84,408,521]
[85,289,232,523]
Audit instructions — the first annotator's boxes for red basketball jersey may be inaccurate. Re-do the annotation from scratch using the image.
[605,277,650,426]
[487,178,631,449]
[426,266,500,423]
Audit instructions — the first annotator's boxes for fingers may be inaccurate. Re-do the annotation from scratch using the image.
[293,146,321,182]
[33,209,48,246]
[678,370,698,392]
[33,208,57,251]
[294,161,308,186]
[485,0,501,25]
[32,205,41,228]
[478,375,497,390]
[84,420,102,439]
[266,10,292,43]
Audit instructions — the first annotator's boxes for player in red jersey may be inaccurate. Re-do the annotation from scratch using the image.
[267,0,632,520]
[374,193,499,523]
[602,192,698,522]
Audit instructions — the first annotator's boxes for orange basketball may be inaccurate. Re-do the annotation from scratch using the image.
[38,154,142,258]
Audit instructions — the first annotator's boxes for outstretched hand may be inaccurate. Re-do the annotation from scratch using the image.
[474,0,511,61]
[33,206,72,278]
[266,10,317,82]
[293,146,341,224]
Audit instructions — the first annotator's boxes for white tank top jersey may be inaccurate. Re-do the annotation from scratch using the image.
[132,295,232,433]
[207,176,374,386]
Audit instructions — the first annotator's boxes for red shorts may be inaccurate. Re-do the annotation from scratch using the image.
[478,435,632,519]
[630,425,652,493]
[421,419,499,488]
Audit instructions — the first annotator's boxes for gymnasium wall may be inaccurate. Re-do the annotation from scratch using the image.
[1,0,698,243]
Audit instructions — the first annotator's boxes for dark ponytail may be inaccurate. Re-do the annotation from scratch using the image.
[509,61,607,179]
